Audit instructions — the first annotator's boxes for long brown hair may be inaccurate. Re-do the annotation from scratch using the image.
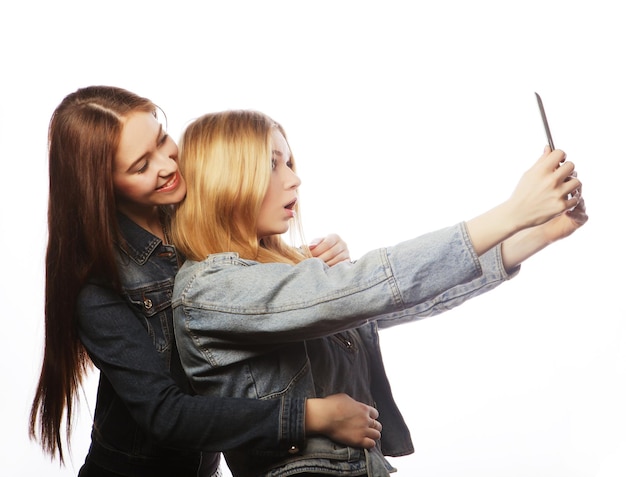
[172,110,309,264]
[29,86,157,462]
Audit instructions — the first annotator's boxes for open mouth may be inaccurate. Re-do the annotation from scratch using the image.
[284,198,297,210]
[157,172,179,192]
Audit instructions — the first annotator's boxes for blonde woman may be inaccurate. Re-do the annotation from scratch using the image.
[171,110,587,476]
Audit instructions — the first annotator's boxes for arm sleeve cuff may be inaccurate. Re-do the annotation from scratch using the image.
[279,396,307,452]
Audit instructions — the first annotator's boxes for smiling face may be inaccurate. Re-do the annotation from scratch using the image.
[256,128,301,240]
[113,111,187,223]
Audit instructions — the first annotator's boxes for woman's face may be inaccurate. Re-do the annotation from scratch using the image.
[113,111,187,216]
[256,128,301,239]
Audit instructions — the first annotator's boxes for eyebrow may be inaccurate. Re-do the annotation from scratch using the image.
[272,149,292,161]
[125,124,163,172]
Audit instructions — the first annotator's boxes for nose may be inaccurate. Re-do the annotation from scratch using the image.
[156,144,179,177]
[285,168,301,190]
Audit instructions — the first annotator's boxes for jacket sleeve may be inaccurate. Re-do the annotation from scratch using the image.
[175,223,513,347]
[77,284,305,453]
[375,241,519,329]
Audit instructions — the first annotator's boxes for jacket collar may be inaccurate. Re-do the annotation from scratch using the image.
[116,212,164,266]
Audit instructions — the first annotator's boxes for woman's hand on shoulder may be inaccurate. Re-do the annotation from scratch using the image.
[308,234,351,266]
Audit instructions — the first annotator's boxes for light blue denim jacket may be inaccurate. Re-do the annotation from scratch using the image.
[173,223,519,477]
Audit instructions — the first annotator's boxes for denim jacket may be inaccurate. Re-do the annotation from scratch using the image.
[76,213,308,477]
[173,223,519,476]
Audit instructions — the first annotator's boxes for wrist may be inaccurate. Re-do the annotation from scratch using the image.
[304,398,325,436]
[465,201,520,257]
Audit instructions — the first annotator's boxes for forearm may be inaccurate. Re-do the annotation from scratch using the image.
[500,225,552,272]
[500,194,589,271]
[464,200,521,257]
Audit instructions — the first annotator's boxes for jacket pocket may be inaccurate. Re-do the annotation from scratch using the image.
[247,343,315,399]
[125,280,174,355]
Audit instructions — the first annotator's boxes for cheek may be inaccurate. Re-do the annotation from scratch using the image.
[257,198,271,222]
[113,177,144,202]
[262,181,281,206]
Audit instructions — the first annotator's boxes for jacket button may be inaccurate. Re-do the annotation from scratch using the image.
[143,298,153,309]
[288,445,299,454]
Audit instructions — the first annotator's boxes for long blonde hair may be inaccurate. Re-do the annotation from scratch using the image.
[172,110,309,264]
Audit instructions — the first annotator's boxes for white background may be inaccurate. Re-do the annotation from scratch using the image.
[1,1,624,476]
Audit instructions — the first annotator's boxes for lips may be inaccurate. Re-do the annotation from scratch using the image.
[156,172,180,192]
[284,198,297,210]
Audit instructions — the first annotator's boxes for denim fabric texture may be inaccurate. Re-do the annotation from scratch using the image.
[76,213,306,477]
[173,223,519,476]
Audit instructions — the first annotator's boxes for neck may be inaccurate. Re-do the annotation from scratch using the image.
[117,204,166,241]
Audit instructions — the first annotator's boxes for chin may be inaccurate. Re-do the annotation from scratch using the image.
[165,189,187,206]
[259,229,289,239]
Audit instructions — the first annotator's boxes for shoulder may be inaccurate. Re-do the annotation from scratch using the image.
[174,253,251,291]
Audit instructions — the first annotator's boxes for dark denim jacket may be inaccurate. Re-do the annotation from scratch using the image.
[174,223,519,476]
[76,213,307,477]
